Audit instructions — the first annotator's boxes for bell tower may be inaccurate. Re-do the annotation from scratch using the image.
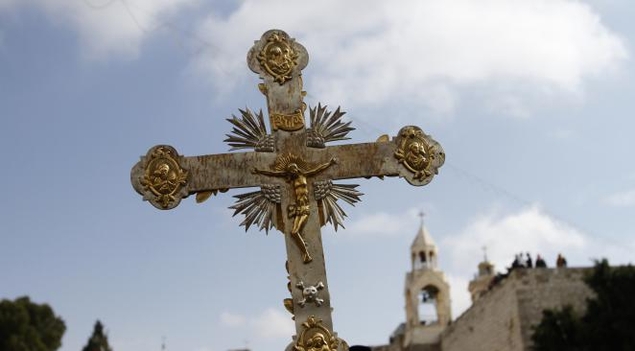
[468,247,495,303]
[403,213,451,349]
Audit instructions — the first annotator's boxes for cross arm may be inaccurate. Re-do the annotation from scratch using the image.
[130,145,278,210]
[321,142,400,179]
[317,125,445,186]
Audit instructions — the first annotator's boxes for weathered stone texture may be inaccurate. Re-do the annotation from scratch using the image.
[514,268,593,349]
[441,268,593,351]
[441,271,523,351]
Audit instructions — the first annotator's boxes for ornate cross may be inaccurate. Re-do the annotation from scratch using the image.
[130,29,444,350]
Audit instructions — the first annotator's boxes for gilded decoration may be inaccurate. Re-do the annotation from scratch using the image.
[257,31,299,84]
[294,316,340,351]
[271,109,305,131]
[140,146,188,209]
[394,126,435,180]
[252,154,337,263]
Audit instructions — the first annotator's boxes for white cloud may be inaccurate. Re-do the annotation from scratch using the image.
[3,0,626,112]
[335,207,425,238]
[486,94,531,119]
[192,0,627,114]
[603,189,635,207]
[220,311,247,327]
[442,205,589,315]
[443,205,587,272]
[1,0,197,60]
[251,308,294,339]
[219,307,293,340]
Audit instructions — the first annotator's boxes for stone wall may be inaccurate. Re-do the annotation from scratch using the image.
[514,268,593,349]
[441,268,594,351]
[441,269,523,351]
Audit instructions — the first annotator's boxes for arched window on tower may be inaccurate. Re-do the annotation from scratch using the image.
[418,285,439,325]
[415,251,427,269]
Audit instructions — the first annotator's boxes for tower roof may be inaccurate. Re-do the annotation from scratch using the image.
[411,224,436,250]
[409,212,439,271]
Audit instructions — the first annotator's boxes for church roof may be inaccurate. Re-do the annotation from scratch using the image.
[411,223,436,250]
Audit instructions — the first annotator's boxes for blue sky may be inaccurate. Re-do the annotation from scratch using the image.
[1,0,634,350]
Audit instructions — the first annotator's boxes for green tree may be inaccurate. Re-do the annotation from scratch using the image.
[0,296,66,351]
[581,259,635,350]
[532,306,583,351]
[532,259,635,351]
[82,320,113,351]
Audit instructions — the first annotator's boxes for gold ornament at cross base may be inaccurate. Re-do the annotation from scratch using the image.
[294,315,343,351]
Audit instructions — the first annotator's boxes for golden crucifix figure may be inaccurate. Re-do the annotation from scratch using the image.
[253,155,337,263]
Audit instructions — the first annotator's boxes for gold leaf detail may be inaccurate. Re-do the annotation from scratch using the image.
[257,31,299,84]
[270,110,304,131]
[294,316,340,351]
[140,146,188,209]
[395,126,434,180]
[196,191,215,203]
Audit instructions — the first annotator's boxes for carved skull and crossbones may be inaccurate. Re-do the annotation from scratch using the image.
[296,281,325,307]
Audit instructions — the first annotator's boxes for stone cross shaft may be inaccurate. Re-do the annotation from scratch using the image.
[130,29,444,350]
